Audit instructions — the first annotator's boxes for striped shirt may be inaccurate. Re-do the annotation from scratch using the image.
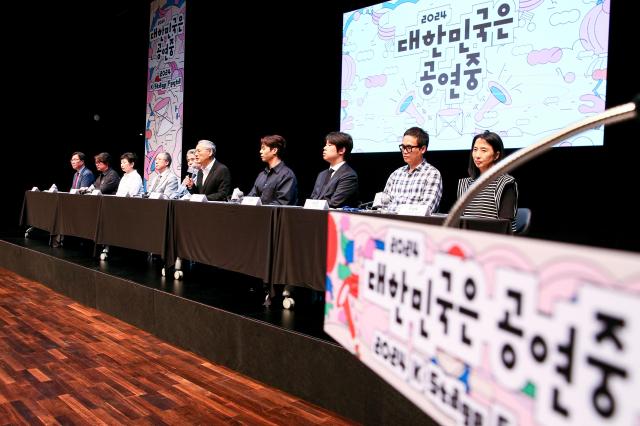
[383,159,442,214]
[457,174,518,232]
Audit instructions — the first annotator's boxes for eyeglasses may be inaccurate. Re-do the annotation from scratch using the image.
[399,144,420,153]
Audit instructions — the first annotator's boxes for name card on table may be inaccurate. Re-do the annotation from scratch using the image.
[241,196,262,206]
[45,184,58,193]
[303,199,329,210]
[148,192,167,200]
[69,189,79,194]
[189,194,208,202]
[396,203,429,216]
[90,189,102,196]
[31,187,40,192]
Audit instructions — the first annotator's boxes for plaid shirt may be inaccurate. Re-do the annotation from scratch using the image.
[383,159,442,213]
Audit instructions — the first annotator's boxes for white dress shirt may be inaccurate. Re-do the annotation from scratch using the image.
[116,170,142,197]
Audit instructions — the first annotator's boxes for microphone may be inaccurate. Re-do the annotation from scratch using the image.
[444,94,640,228]
[174,167,196,197]
[372,192,390,209]
[79,184,95,195]
[184,166,199,190]
[188,166,198,180]
[230,187,244,202]
[358,193,390,210]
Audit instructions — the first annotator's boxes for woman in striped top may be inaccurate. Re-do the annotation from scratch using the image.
[457,131,518,233]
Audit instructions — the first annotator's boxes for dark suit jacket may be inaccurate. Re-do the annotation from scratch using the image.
[94,168,120,195]
[71,166,95,190]
[191,160,232,201]
[310,163,359,208]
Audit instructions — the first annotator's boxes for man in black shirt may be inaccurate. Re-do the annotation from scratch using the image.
[246,135,297,205]
[93,152,120,195]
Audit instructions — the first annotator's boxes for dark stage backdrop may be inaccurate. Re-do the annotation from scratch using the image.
[5,1,639,253]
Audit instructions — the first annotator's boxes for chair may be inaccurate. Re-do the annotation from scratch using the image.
[514,208,532,235]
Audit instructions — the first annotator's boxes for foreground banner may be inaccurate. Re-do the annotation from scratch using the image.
[324,212,639,425]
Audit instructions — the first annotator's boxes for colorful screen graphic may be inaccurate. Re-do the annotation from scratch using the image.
[340,0,610,152]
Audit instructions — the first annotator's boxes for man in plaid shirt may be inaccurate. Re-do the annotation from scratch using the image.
[383,127,442,214]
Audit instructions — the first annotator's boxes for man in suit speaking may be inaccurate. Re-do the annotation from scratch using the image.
[310,131,358,208]
[185,139,231,201]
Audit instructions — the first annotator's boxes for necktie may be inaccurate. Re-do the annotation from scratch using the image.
[72,172,80,189]
[196,169,204,191]
[326,168,334,182]
[321,168,333,194]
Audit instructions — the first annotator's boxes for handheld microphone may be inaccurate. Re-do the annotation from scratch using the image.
[182,167,198,190]
[187,166,198,180]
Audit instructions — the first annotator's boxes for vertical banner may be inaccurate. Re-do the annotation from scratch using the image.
[324,212,640,425]
[144,0,186,188]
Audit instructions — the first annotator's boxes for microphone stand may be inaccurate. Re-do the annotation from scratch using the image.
[444,96,639,228]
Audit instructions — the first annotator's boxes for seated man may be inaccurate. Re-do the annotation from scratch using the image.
[54,151,96,246]
[310,131,358,208]
[147,152,179,197]
[70,151,95,190]
[247,135,297,205]
[383,127,442,214]
[184,140,231,201]
[94,152,120,195]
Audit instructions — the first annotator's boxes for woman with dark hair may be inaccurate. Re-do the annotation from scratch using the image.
[456,131,518,232]
[115,152,143,197]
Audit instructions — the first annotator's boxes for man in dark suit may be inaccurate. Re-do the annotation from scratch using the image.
[310,131,358,208]
[70,151,95,190]
[185,139,231,201]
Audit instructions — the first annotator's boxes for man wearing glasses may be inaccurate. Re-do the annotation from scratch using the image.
[382,127,442,214]
[70,151,95,190]
[147,152,179,197]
